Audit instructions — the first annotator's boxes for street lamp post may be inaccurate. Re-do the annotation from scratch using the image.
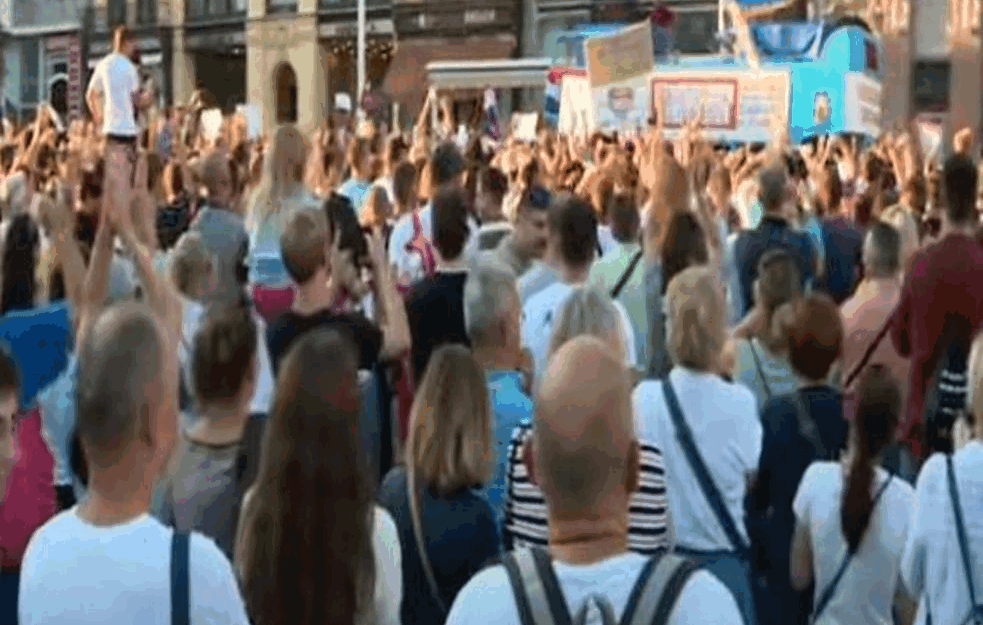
[356,0,366,120]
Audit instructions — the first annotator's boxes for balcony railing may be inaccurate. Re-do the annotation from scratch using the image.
[318,0,390,10]
[393,0,517,37]
[186,0,248,22]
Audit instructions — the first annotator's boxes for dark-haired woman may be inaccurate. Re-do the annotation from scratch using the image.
[790,366,915,625]
[235,329,401,625]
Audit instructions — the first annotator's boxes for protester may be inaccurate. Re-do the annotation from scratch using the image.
[901,330,983,625]
[589,192,648,367]
[448,337,743,625]
[339,138,375,217]
[475,166,511,250]
[633,266,760,623]
[734,164,816,316]
[522,195,635,381]
[749,294,849,625]
[405,185,472,380]
[247,125,321,322]
[791,365,915,625]
[20,296,249,623]
[841,222,909,421]
[891,154,983,457]
[378,345,500,625]
[506,286,669,555]
[816,164,864,304]
[733,249,803,409]
[153,306,260,559]
[266,206,409,374]
[463,262,532,522]
[0,345,22,622]
[191,151,249,307]
[236,329,401,625]
[490,184,550,286]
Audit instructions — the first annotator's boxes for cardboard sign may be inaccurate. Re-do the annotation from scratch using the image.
[512,112,540,142]
[200,108,223,142]
[650,69,791,143]
[236,104,262,140]
[593,75,649,134]
[584,21,655,88]
[558,74,595,136]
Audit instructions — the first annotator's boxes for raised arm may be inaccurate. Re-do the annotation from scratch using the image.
[366,229,410,360]
[36,189,86,313]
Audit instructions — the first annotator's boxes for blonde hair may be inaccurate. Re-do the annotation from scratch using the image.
[249,125,308,226]
[548,286,626,363]
[169,232,214,299]
[666,266,726,372]
[405,344,493,496]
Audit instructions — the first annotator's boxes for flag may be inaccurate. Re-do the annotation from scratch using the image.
[484,88,501,141]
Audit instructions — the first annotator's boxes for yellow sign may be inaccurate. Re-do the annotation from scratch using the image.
[584,21,655,88]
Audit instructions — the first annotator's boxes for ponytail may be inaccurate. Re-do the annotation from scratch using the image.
[841,366,900,553]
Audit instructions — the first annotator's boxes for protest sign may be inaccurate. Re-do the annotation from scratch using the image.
[558,74,595,136]
[236,104,262,140]
[200,108,223,142]
[843,73,882,137]
[584,21,654,88]
[650,69,790,143]
[512,112,540,142]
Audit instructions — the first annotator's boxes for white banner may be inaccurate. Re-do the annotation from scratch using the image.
[650,69,791,143]
[558,74,595,137]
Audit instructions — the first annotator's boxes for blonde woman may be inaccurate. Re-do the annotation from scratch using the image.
[633,266,760,624]
[245,125,321,322]
[378,345,499,625]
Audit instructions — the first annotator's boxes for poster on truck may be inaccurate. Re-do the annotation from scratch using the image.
[584,21,654,133]
[650,70,791,143]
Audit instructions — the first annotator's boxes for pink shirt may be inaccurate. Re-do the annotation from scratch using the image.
[840,279,910,423]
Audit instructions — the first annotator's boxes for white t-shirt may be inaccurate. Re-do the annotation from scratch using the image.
[902,442,983,625]
[19,509,249,625]
[794,462,914,625]
[87,53,140,136]
[445,551,743,625]
[521,281,637,382]
[632,368,761,551]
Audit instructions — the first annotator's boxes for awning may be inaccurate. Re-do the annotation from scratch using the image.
[427,58,552,90]
[383,35,516,114]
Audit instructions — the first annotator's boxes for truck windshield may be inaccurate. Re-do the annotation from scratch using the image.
[750,22,821,58]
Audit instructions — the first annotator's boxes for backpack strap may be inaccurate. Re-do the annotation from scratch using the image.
[503,548,573,625]
[621,552,700,625]
[573,595,617,625]
[945,455,983,622]
[811,474,894,623]
[661,378,750,555]
[170,531,190,625]
[610,251,644,300]
[794,392,827,461]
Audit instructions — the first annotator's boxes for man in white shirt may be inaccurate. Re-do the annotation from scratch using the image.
[522,195,636,381]
[446,337,743,625]
[19,302,249,625]
[86,26,150,228]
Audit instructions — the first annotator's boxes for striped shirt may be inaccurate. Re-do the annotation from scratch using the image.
[503,423,670,555]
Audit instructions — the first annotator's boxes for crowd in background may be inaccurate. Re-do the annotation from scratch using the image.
[1,24,983,625]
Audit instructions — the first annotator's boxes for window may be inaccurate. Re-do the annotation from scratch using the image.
[912,60,950,113]
[187,0,246,19]
[137,0,157,24]
[275,63,298,123]
[268,0,297,12]
[107,0,127,26]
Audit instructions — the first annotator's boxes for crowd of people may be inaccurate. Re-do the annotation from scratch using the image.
[1,24,983,625]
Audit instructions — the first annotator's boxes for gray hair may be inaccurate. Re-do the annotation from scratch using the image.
[548,286,624,361]
[863,222,901,278]
[464,261,519,346]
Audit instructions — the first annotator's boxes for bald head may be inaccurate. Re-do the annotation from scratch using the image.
[533,336,637,519]
[76,303,172,469]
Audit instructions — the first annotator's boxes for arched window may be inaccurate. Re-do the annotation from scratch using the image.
[274,63,298,124]
[49,78,69,119]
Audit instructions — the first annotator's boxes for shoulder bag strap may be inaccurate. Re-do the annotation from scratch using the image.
[795,392,827,460]
[843,310,896,390]
[661,378,749,555]
[811,474,894,623]
[170,531,190,625]
[748,340,772,401]
[946,456,981,616]
[610,251,644,300]
[621,552,700,625]
[503,548,573,625]
[408,470,450,618]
